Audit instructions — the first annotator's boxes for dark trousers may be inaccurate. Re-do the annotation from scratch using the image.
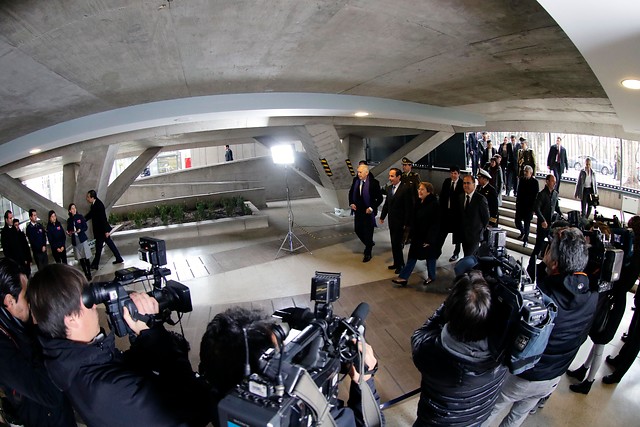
[551,165,563,191]
[581,188,594,218]
[515,211,533,240]
[32,250,48,271]
[462,238,480,257]
[610,301,640,379]
[389,226,405,267]
[52,248,68,264]
[354,214,375,256]
[470,151,480,176]
[92,235,122,267]
[532,224,550,258]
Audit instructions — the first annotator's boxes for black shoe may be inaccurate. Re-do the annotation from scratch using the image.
[602,374,621,384]
[423,278,433,285]
[388,265,397,270]
[395,266,404,274]
[605,355,619,368]
[363,255,372,263]
[622,333,628,343]
[391,278,408,288]
[566,365,588,381]
[449,254,459,262]
[517,233,524,240]
[569,380,594,394]
[113,259,124,265]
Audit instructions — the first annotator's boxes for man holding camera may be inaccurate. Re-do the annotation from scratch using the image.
[0,258,77,426]
[487,227,598,426]
[26,264,209,427]
[199,306,382,427]
[412,272,508,426]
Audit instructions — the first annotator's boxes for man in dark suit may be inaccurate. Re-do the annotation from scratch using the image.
[85,189,124,269]
[531,175,563,259]
[515,165,539,247]
[499,137,516,196]
[438,166,464,262]
[380,168,412,273]
[476,169,499,227]
[547,136,568,191]
[349,165,383,262]
[459,174,490,256]
[481,140,496,168]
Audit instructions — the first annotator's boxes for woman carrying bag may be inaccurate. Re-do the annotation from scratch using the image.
[392,182,441,291]
[574,157,598,219]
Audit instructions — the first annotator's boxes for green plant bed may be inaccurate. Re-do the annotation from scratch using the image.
[109,197,252,232]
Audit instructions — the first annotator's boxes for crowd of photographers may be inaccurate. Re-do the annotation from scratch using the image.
[1,213,638,426]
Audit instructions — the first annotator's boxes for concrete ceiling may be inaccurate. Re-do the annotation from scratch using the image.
[0,0,638,180]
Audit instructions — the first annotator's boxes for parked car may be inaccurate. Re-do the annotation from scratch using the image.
[569,155,613,175]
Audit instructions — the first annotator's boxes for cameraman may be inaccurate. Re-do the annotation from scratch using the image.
[199,307,382,427]
[0,258,76,426]
[487,227,598,426]
[411,272,507,427]
[26,264,209,427]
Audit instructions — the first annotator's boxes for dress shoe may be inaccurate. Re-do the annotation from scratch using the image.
[566,365,588,381]
[362,255,372,263]
[569,379,594,394]
[112,259,124,265]
[516,233,524,240]
[448,254,459,262]
[602,374,621,384]
[605,355,619,368]
[388,265,398,270]
[394,266,404,274]
[423,278,433,285]
[391,278,408,288]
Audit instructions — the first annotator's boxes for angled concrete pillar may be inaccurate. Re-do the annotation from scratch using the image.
[63,163,79,209]
[296,125,356,208]
[371,131,453,179]
[105,147,162,208]
[0,174,66,220]
[73,145,119,209]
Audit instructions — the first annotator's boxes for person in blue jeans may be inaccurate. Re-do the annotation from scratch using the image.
[392,182,441,290]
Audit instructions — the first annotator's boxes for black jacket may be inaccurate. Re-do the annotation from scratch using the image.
[459,192,490,247]
[0,308,76,426]
[477,184,499,225]
[46,220,67,252]
[412,305,507,427]
[1,224,32,270]
[25,221,47,255]
[534,186,562,226]
[67,213,89,246]
[380,182,412,232]
[85,198,112,236]
[518,273,597,381]
[408,194,441,260]
[515,176,539,217]
[41,327,209,427]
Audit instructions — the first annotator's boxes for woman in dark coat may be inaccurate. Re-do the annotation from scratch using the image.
[46,210,67,264]
[392,182,441,289]
[566,215,640,393]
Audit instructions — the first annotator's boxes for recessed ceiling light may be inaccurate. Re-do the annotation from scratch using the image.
[354,111,370,117]
[29,148,42,154]
[621,79,640,90]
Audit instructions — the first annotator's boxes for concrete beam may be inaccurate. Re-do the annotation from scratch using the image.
[105,147,162,208]
[73,145,119,208]
[63,163,79,209]
[371,131,453,179]
[0,174,65,220]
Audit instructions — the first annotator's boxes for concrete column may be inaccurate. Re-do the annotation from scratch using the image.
[63,163,79,209]
[105,147,162,208]
[73,144,119,210]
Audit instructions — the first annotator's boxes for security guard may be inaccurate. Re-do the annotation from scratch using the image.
[401,157,421,196]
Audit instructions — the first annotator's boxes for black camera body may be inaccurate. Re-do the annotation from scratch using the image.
[457,228,557,374]
[81,237,192,337]
[218,272,369,427]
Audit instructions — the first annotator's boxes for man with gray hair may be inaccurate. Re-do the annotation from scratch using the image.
[348,164,383,262]
[514,165,539,248]
[486,227,598,426]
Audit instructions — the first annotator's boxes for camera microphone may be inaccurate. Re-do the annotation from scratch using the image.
[347,302,369,334]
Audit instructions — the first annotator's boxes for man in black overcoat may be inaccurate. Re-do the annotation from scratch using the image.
[85,189,124,269]
[459,174,489,256]
[349,165,383,262]
[438,166,464,261]
[380,168,412,273]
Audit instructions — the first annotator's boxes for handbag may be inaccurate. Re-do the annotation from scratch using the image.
[588,192,600,207]
[592,293,615,335]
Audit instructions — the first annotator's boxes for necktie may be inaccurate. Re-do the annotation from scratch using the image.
[392,185,397,196]
[556,147,560,163]
[359,180,364,196]
[449,181,455,209]
[465,195,470,210]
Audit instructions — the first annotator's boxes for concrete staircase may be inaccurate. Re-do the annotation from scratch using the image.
[498,195,535,257]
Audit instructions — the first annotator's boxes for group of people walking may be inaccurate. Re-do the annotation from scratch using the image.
[1,190,123,281]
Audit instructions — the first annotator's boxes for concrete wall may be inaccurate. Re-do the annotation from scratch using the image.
[113,156,319,211]
[190,143,270,166]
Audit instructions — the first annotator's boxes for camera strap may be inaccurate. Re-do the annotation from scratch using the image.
[357,337,383,427]
[291,370,338,427]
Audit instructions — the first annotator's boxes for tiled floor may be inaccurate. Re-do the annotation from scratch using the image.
[94,197,640,426]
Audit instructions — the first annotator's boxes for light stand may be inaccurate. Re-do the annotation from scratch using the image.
[271,144,310,259]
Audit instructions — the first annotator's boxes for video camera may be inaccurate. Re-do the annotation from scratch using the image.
[566,211,630,292]
[455,227,557,374]
[82,237,192,337]
[218,272,374,427]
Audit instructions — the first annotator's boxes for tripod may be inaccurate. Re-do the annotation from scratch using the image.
[276,166,311,259]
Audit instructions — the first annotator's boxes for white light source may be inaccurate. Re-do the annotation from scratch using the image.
[271,144,295,165]
[621,79,640,90]
[354,111,370,117]
[29,148,41,154]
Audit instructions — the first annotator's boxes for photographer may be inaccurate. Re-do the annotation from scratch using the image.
[487,227,598,426]
[26,264,209,427]
[199,306,382,427]
[411,272,507,427]
[0,258,76,426]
